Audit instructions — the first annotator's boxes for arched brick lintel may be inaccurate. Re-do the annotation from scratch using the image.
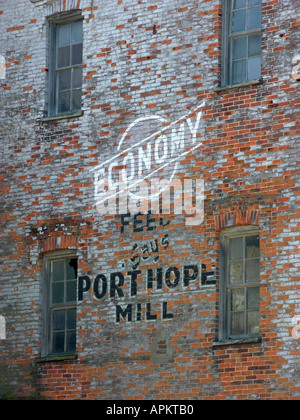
[215,210,260,231]
[39,235,78,254]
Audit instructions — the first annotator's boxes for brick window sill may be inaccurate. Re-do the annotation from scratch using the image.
[35,353,78,363]
[212,336,262,347]
[215,78,263,92]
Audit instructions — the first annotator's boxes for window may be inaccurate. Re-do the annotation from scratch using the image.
[48,13,83,117]
[220,227,260,341]
[43,253,78,356]
[222,0,262,86]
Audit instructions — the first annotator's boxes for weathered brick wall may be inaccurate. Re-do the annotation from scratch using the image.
[0,0,299,400]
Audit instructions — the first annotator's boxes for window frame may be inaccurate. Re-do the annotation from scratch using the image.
[219,226,261,342]
[47,11,83,118]
[42,250,78,358]
[221,0,262,87]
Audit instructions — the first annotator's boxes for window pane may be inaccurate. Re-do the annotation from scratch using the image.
[52,282,64,304]
[57,46,70,68]
[67,308,76,330]
[246,235,260,258]
[229,261,243,284]
[247,287,260,310]
[72,21,83,44]
[66,280,77,302]
[232,37,247,60]
[231,288,245,311]
[231,312,244,336]
[246,259,260,283]
[58,90,71,113]
[58,24,70,47]
[52,332,65,353]
[72,89,82,111]
[233,0,246,9]
[232,10,246,32]
[73,67,83,89]
[248,56,261,80]
[247,311,260,334]
[66,331,76,353]
[232,59,246,83]
[248,7,261,30]
[229,237,243,260]
[72,44,82,66]
[249,0,261,6]
[52,260,65,282]
[248,34,261,57]
[58,69,71,91]
[66,258,78,280]
[53,310,65,331]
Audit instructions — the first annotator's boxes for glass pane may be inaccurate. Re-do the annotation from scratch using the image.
[232,10,246,32]
[246,259,260,283]
[232,37,247,60]
[229,237,243,260]
[67,308,76,330]
[58,24,70,47]
[53,310,65,331]
[52,260,65,282]
[72,21,83,44]
[73,67,82,89]
[248,34,261,57]
[58,90,71,113]
[248,56,261,80]
[66,258,78,280]
[249,0,261,6]
[248,7,261,30]
[232,59,246,83]
[66,331,76,353]
[52,282,64,304]
[231,312,244,336]
[231,288,245,311]
[247,311,260,334]
[233,0,246,9]
[72,44,83,66]
[246,235,260,258]
[229,261,243,284]
[247,287,260,310]
[52,332,65,353]
[66,281,77,302]
[72,89,82,111]
[58,69,71,91]
[57,46,70,68]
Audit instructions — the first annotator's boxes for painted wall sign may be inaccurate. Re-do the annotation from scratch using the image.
[78,264,215,323]
[91,102,205,226]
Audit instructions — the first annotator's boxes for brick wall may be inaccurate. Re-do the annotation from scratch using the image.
[0,0,299,400]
